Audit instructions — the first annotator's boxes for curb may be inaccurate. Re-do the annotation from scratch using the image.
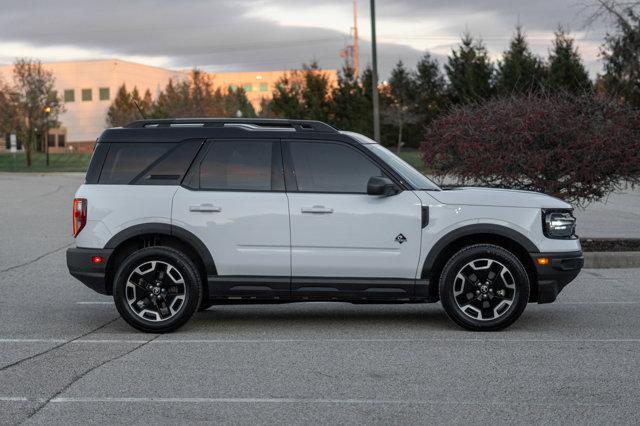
[584,252,640,269]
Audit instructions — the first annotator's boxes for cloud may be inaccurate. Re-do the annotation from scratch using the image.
[0,0,610,76]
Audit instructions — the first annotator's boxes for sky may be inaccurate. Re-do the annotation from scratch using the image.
[0,0,611,79]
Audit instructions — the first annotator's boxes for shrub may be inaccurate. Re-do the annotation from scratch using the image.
[420,93,640,205]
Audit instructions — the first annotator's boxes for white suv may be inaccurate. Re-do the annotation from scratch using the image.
[67,118,583,332]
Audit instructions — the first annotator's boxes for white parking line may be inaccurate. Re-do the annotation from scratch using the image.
[0,397,29,402]
[2,337,640,344]
[46,396,613,407]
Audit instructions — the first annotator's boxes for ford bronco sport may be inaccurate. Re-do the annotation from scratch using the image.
[67,118,583,332]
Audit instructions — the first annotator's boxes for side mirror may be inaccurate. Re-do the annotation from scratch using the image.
[367,176,399,196]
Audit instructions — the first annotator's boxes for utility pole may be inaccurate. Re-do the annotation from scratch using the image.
[370,0,381,142]
[353,0,359,77]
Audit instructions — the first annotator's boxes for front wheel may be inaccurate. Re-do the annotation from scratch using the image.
[113,246,202,333]
[439,244,530,331]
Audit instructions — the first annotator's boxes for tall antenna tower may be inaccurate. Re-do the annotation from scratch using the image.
[353,0,359,77]
[340,0,360,77]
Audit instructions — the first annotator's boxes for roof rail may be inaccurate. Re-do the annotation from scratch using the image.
[124,118,338,133]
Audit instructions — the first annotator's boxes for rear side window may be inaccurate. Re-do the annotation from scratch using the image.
[288,141,384,193]
[85,143,109,184]
[99,143,175,184]
[199,140,284,191]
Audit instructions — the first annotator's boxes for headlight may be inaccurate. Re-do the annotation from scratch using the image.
[542,210,576,239]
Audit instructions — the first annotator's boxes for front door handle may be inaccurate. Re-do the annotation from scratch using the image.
[189,204,222,213]
[301,205,334,214]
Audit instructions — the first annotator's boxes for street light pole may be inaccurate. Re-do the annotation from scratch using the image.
[43,105,51,167]
[370,0,381,142]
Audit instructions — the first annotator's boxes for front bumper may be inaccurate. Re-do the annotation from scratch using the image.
[66,247,113,295]
[530,251,583,303]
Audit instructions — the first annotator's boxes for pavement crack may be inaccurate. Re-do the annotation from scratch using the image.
[22,334,160,423]
[0,242,73,274]
[0,317,120,373]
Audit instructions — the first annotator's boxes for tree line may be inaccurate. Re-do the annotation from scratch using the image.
[106,26,596,152]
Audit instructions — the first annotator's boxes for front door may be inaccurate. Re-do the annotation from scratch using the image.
[284,139,423,298]
[172,139,290,297]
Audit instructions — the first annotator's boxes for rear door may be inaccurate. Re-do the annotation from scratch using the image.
[284,139,423,298]
[172,139,290,297]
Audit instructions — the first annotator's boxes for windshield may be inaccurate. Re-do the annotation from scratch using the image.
[342,132,440,191]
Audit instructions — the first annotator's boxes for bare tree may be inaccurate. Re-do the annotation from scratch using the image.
[12,59,63,166]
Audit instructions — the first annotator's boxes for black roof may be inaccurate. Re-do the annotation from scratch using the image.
[98,118,343,143]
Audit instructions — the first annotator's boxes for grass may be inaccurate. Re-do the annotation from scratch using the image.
[0,149,427,174]
[397,149,428,173]
[0,153,91,173]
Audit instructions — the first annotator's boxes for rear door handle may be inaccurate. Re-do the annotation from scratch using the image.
[189,204,222,213]
[301,205,334,214]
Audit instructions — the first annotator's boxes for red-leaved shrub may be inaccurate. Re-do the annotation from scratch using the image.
[421,93,640,205]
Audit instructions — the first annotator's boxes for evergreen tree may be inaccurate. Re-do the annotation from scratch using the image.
[106,84,146,126]
[445,34,495,103]
[413,52,449,127]
[547,29,592,94]
[330,63,371,136]
[269,73,305,118]
[600,5,640,107]
[382,60,417,153]
[267,62,332,120]
[224,87,257,118]
[495,27,546,95]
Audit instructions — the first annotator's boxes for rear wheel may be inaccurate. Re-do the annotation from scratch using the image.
[113,246,202,333]
[439,244,530,331]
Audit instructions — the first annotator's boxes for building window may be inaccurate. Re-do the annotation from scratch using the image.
[58,134,65,147]
[47,134,56,147]
[229,84,237,92]
[243,83,253,92]
[64,89,75,102]
[99,87,110,101]
[259,83,268,92]
[81,88,92,102]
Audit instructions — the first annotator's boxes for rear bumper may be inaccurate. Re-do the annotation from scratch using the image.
[66,247,113,295]
[530,251,583,304]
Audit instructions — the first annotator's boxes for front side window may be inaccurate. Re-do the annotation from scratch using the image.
[289,141,384,193]
[199,140,283,191]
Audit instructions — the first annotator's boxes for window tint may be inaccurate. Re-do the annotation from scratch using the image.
[133,140,202,185]
[200,140,282,191]
[289,141,384,193]
[99,143,174,184]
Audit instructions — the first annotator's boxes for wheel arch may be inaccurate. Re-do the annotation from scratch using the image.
[422,224,539,302]
[103,223,216,295]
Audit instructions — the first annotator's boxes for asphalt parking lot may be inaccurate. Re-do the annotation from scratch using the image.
[1,173,639,425]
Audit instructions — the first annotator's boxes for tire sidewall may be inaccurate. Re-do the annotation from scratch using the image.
[439,244,530,331]
[113,246,202,333]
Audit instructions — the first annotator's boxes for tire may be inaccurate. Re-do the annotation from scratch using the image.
[113,246,203,333]
[439,244,530,331]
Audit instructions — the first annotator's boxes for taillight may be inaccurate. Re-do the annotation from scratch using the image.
[73,198,87,237]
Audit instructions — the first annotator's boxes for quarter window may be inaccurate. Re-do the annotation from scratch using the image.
[288,141,384,193]
[199,140,283,191]
[99,143,174,184]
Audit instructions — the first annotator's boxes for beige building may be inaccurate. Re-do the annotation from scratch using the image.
[0,59,337,153]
